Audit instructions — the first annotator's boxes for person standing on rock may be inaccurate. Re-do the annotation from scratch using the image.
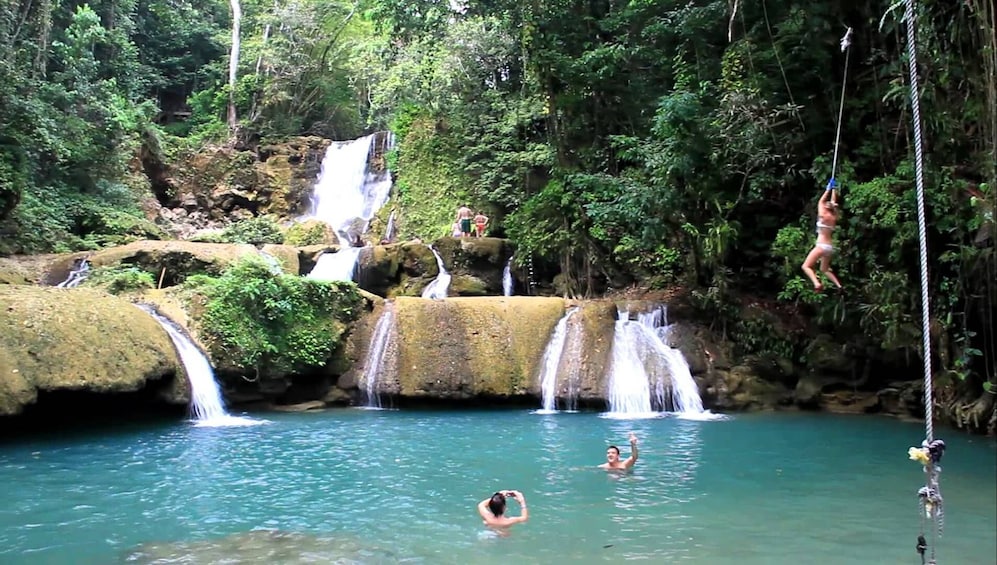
[456,205,473,237]
[473,211,489,238]
[599,432,638,471]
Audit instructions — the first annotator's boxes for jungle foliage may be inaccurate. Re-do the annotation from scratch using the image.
[0,0,994,394]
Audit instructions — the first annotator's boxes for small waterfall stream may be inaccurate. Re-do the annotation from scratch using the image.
[138,305,262,427]
[421,247,451,299]
[57,259,91,288]
[604,306,710,419]
[536,308,578,413]
[360,302,396,409]
[502,257,514,296]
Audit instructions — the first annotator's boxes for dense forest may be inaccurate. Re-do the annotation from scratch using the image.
[0,0,994,405]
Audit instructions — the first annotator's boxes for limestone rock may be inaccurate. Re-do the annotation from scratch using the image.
[381,296,566,398]
[0,286,187,415]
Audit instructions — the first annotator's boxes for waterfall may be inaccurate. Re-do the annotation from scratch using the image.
[138,305,261,427]
[303,133,394,282]
[502,257,514,296]
[360,303,396,409]
[603,306,708,419]
[57,259,90,288]
[421,247,451,300]
[536,308,578,413]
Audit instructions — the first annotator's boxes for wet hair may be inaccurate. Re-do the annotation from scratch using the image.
[607,445,620,456]
[488,492,507,516]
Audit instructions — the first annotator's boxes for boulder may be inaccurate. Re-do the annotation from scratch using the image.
[431,237,512,295]
[0,286,188,416]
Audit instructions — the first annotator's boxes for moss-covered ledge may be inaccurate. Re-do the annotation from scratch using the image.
[383,296,566,399]
[0,286,188,416]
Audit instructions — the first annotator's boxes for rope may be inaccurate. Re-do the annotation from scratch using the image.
[830,27,853,185]
[898,0,946,562]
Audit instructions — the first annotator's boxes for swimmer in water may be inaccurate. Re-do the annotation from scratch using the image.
[477,490,528,531]
[598,432,638,471]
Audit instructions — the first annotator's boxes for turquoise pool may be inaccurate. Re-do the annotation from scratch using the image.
[1,410,994,564]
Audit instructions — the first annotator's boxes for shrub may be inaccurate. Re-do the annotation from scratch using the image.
[188,256,361,377]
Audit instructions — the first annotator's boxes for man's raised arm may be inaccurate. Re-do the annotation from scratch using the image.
[623,432,639,468]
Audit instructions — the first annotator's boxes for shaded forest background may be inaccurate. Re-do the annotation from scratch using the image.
[0,0,994,398]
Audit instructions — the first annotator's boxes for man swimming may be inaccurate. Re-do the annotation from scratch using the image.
[599,432,638,471]
[477,489,528,530]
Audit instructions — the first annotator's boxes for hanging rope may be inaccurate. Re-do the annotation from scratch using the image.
[829,27,853,186]
[895,0,946,562]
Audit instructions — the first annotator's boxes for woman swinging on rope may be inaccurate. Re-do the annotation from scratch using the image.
[802,181,843,292]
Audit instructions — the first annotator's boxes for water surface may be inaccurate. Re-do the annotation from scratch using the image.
[0,411,994,564]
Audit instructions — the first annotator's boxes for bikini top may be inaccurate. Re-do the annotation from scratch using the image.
[816,220,835,231]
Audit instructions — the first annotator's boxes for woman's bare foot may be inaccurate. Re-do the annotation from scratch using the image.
[814,282,824,292]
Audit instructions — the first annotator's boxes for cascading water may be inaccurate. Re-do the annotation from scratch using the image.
[57,259,90,288]
[360,303,396,409]
[421,247,451,300]
[138,305,261,427]
[535,308,578,414]
[502,257,514,296]
[604,306,709,419]
[304,133,394,282]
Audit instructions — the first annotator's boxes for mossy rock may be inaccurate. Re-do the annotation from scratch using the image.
[84,240,260,287]
[284,220,338,247]
[449,274,489,296]
[0,286,188,415]
[802,334,854,374]
[432,237,511,294]
[261,244,300,275]
[0,259,30,285]
[568,300,618,401]
[355,245,402,296]
[390,296,566,398]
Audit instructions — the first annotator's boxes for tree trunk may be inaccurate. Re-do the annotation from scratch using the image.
[33,0,51,78]
[227,0,242,131]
